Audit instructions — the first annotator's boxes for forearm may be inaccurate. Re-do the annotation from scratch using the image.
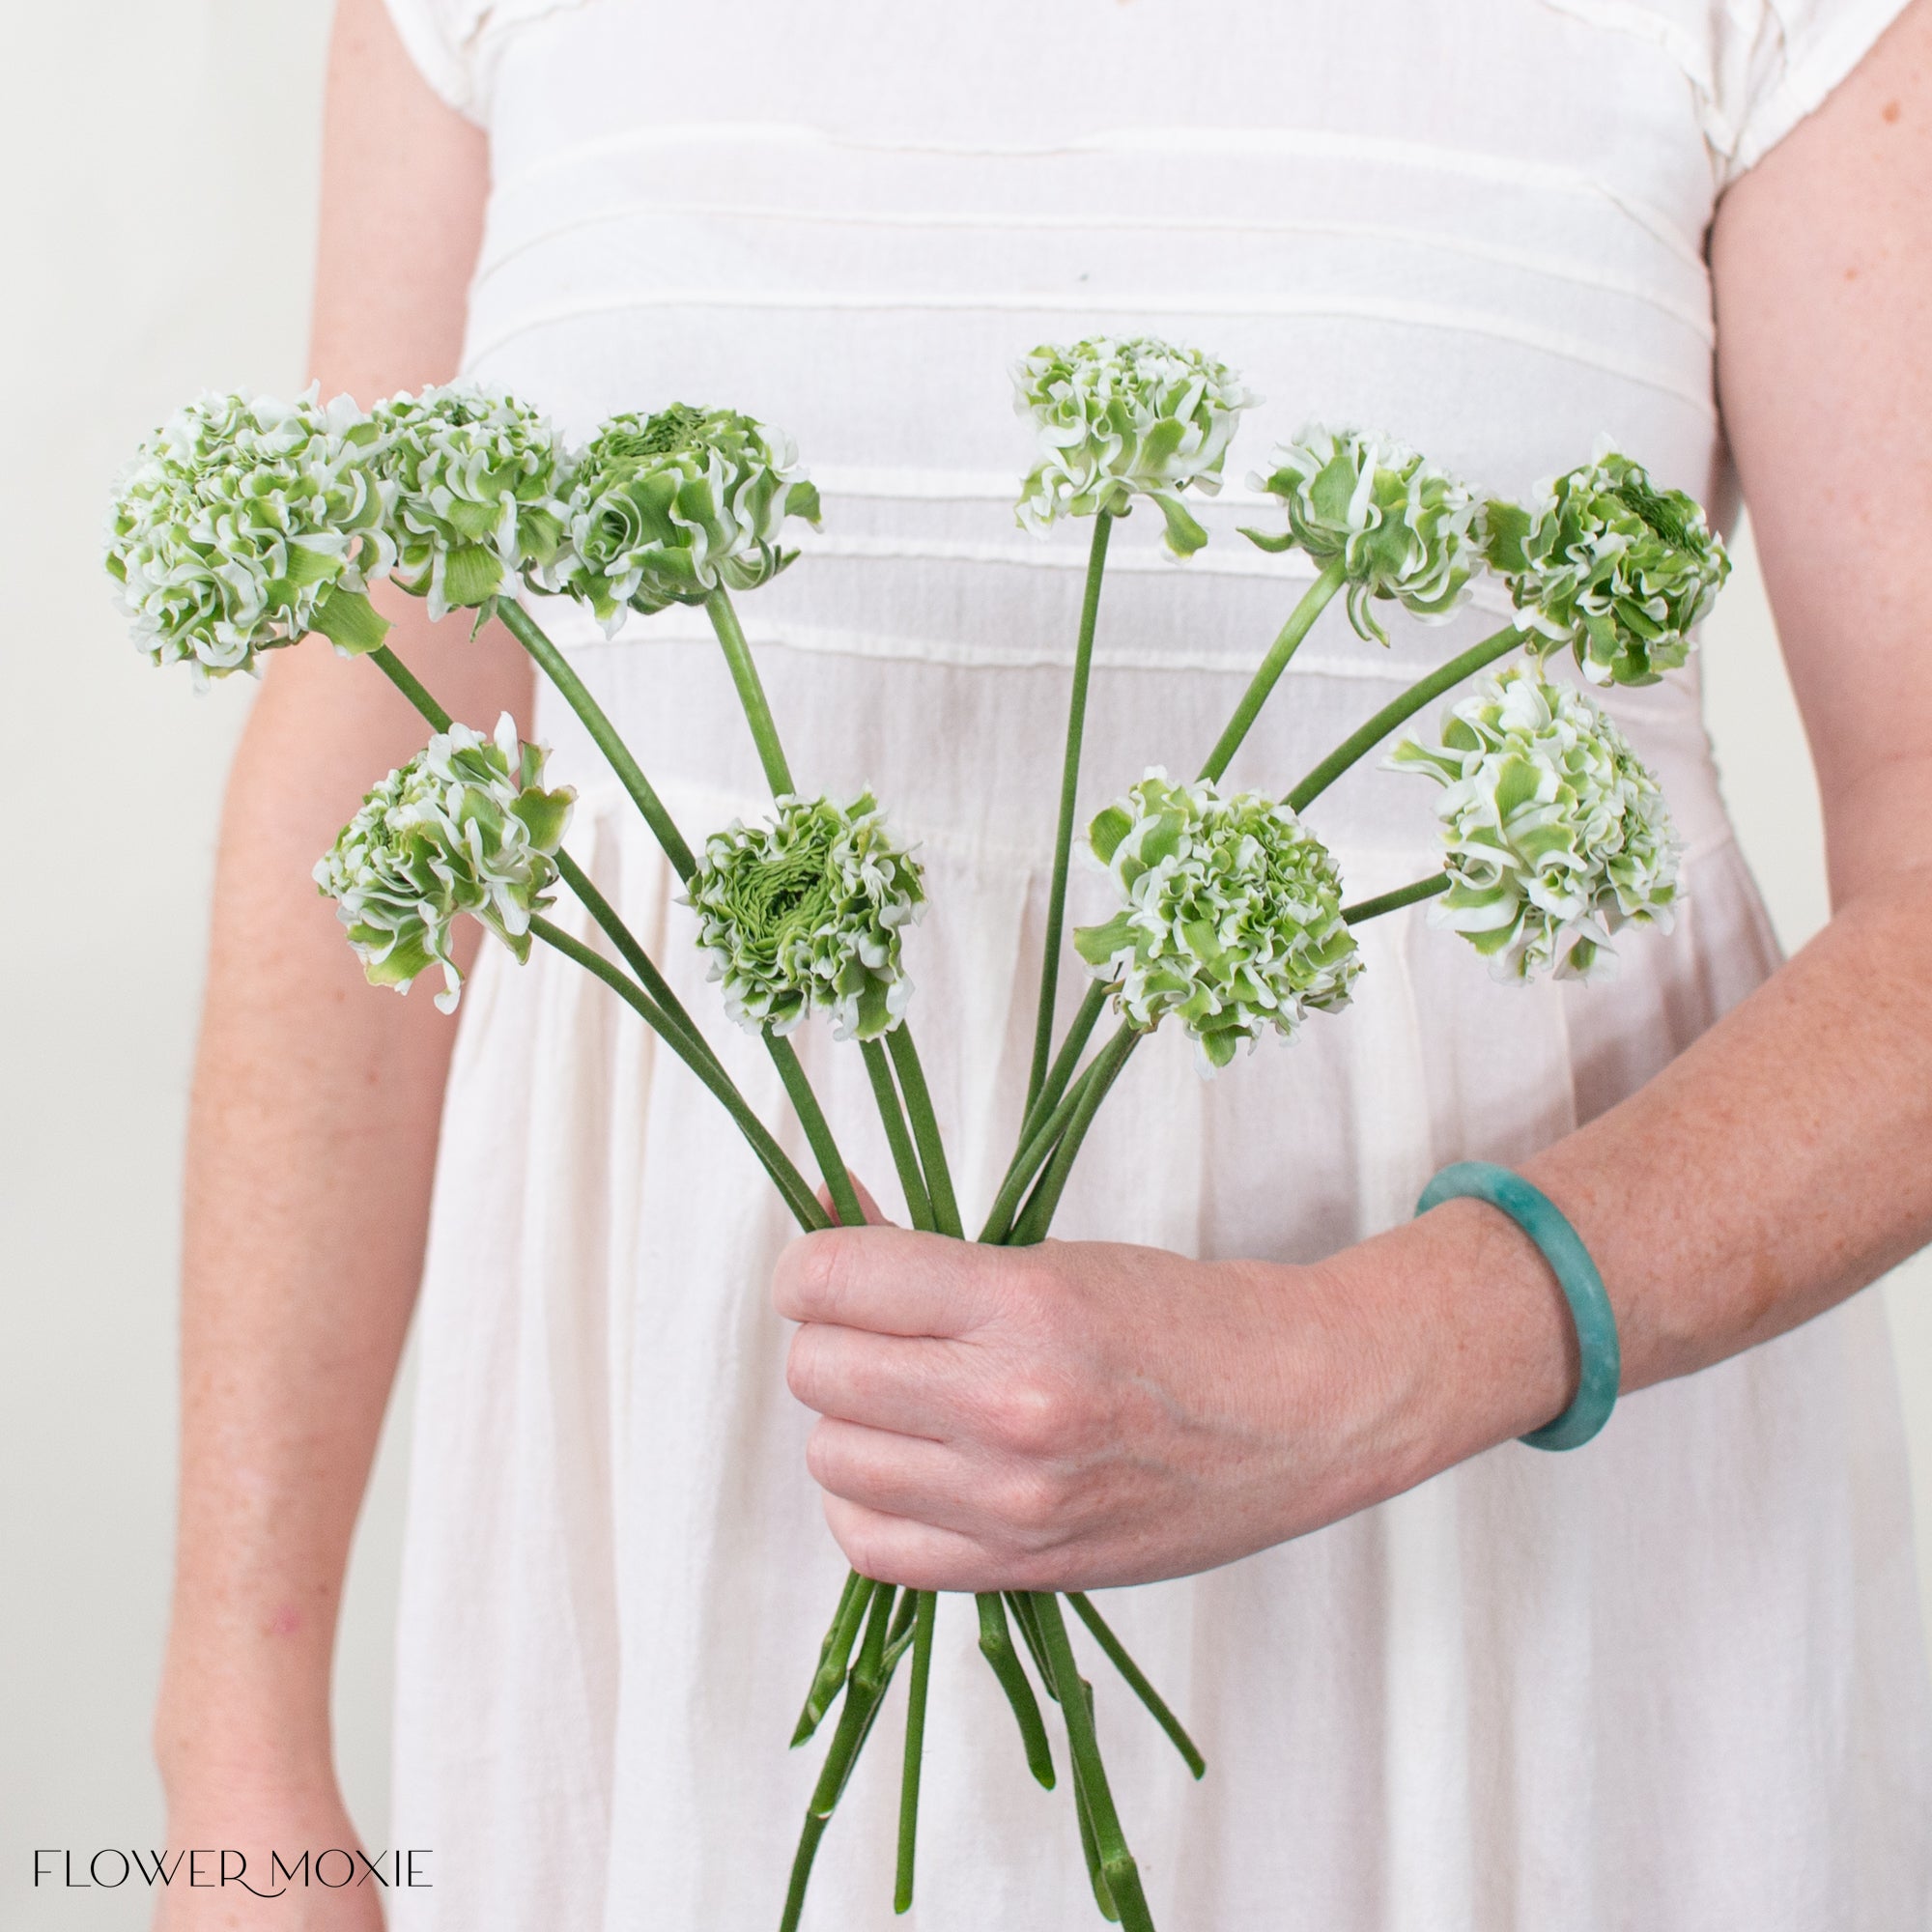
[156,599,528,1794]
[1333,864,1932,1500]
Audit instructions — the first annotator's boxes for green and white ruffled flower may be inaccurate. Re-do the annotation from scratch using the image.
[314,714,575,1013]
[1389,665,1681,981]
[551,403,822,634]
[1484,440,1729,686]
[1073,770,1361,1072]
[685,792,924,1040]
[373,384,570,621]
[1013,336,1260,556]
[1244,425,1483,644]
[104,388,394,681]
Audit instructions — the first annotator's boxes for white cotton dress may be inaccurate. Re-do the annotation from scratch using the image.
[380,2,1932,1926]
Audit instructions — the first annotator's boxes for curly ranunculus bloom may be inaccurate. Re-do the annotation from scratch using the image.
[1072,770,1362,1073]
[1244,425,1483,644]
[550,403,822,634]
[314,714,575,1013]
[1389,666,1681,982]
[685,792,924,1041]
[1484,440,1729,686]
[1012,335,1260,556]
[104,388,395,681]
[373,384,571,621]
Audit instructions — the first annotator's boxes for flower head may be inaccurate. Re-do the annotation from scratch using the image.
[1389,665,1681,981]
[1245,425,1482,644]
[1484,441,1728,685]
[1013,336,1260,555]
[551,403,821,634]
[685,792,924,1040]
[1073,770,1361,1072]
[314,714,575,1012]
[105,388,394,681]
[373,384,571,621]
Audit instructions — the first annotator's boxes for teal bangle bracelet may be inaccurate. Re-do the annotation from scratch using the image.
[1415,1160,1620,1452]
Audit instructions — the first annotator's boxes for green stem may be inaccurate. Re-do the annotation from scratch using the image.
[781,1581,901,1932]
[1066,1592,1205,1779]
[861,1040,935,1234]
[1342,872,1450,925]
[368,643,451,730]
[886,1026,961,1239]
[793,1573,873,1747]
[1030,1594,1155,1932]
[980,1047,1111,1246]
[1070,1710,1121,1925]
[975,1594,1057,1787]
[1285,623,1524,814]
[1026,509,1114,1119]
[894,1591,938,1914]
[706,586,794,797]
[1009,1025,1140,1248]
[1005,1590,1057,1699]
[552,850,715,1058]
[1013,979,1110,1169]
[1197,558,1349,783]
[767,1037,867,1230]
[497,599,698,880]
[528,918,826,1232]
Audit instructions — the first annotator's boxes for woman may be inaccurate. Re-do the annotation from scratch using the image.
[156,0,1932,1926]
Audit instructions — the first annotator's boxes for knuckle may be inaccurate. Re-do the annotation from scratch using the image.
[803,1421,840,1490]
[989,1245,1053,1319]
[805,1229,853,1313]
[784,1327,818,1405]
[999,1471,1066,1541]
[830,1502,894,1580]
[983,1373,1066,1457]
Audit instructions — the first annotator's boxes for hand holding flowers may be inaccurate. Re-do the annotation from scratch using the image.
[107,343,1725,1932]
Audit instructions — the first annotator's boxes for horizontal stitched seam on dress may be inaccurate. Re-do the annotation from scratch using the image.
[491,121,1706,267]
[560,771,1743,879]
[529,612,1513,676]
[810,467,1278,506]
[466,289,1716,418]
[784,534,1522,611]
[471,200,1714,340]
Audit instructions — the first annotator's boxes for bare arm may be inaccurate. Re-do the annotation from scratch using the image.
[155,0,519,1904]
[774,5,1932,1590]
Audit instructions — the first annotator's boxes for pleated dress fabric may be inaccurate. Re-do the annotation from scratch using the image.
[381,3,1932,1927]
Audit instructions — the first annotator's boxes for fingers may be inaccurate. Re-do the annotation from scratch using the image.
[805,1419,992,1532]
[785,1323,962,1438]
[805,1414,1081,1555]
[820,1493,1071,1595]
[772,1223,1007,1337]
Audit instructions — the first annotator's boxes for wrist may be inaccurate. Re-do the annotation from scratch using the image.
[1313,1192,1581,1490]
[155,1662,337,1804]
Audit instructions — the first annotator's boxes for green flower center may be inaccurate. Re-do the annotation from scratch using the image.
[723,841,838,951]
[597,405,708,468]
[1611,472,1693,550]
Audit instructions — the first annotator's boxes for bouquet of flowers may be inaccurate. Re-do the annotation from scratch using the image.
[106,337,1726,1928]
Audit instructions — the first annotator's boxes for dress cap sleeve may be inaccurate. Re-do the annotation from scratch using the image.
[1718,0,1918,183]
[381,0,586,125]
[1542,0,1915,186]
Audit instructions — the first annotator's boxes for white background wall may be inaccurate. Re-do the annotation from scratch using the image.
[5,4,1929,1924]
